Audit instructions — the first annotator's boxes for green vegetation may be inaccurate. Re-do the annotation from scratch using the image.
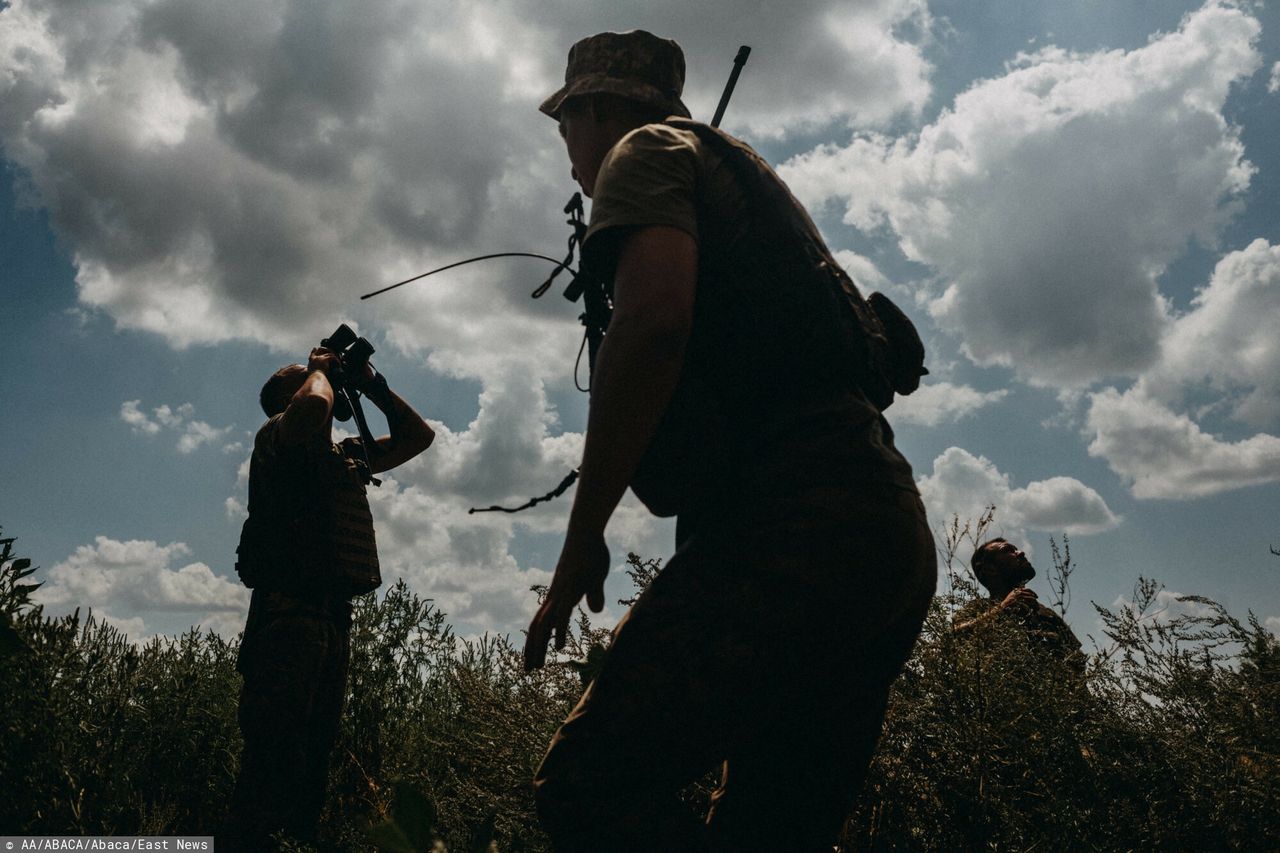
[1,521,1276,850]
[844,513,1280,850]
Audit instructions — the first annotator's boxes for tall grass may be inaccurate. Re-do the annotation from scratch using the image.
[2,522,1276,850]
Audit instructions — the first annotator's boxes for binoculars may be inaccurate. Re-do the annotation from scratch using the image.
[320,324,375,423]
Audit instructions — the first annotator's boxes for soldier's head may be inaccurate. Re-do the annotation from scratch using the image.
[259,364,308,417]
[971,537,1036,596]
[540,30,690,196]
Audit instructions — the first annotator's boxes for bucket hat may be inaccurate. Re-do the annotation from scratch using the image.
[539,30,691,120]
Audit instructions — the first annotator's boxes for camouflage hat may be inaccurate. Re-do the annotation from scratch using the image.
[540,30,692,121]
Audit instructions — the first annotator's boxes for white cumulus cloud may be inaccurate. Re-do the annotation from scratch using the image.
[35,536,250,640]
[119,399,234,453]
[1085,387,1280,500]
[715,0,935,136]
[120,399,162,434]
[1141,238,1280,427]
[1083,240,1280,500]
[917,446,1120,544]
[0,0,937,368]
[781,1,1261,388]
[889,380,1007,427]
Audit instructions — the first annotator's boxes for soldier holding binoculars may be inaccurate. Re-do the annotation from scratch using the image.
[224,341,434,850]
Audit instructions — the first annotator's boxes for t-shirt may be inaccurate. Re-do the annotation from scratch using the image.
[587,123,731,251]
[582,122,918,512]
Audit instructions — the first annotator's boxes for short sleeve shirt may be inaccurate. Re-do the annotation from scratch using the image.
[585,123,742,271]
[587,123,700,235]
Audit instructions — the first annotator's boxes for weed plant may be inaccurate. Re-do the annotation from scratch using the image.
[1,522,1276,850]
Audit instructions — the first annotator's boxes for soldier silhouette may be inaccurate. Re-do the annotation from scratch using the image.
[524,30,935,852]
[224,346,433,850]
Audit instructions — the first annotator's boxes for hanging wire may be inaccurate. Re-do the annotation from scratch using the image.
[362,194,598,514]
[468,469,580,514]
[573,332,591,393]
[361,252,570,301]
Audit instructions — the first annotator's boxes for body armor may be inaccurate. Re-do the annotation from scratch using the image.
[236,432,381,598]
[612,120,925,516]
[664,118,923,411]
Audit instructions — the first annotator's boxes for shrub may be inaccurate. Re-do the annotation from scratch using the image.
[1,523,1276,850]
[839,511,1280,851]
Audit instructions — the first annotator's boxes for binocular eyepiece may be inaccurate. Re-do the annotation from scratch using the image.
[320,324,375,422]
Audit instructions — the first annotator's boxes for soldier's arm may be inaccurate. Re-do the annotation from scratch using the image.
[566,224,697,536]
[953,605,1000,634]
[357,371,435,474]
[953,588,1038,633]
[277,350,338,446]
[524,225,696,669]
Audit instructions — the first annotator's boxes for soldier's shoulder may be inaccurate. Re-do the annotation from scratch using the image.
[252,413,323,465]
[1033,602,1070,626]
[610,122,704,165]
[253,414,285,453]
[256,413,285,434]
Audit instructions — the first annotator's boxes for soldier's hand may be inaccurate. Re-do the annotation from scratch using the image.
[524,528,609,671]
[1000,587,1038,610]
[307,347,340,375]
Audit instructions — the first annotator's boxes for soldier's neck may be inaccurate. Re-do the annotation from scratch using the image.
[986,581,1016,601]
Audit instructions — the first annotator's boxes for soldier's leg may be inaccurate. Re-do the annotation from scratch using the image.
[535,485,933,852]
[296,618,350,839]
[701,487,936,851]
[704,604,930,852]
[532,552,732,853]
[228,614,332,848]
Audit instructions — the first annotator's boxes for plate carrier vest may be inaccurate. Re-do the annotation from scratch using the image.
[606,119,926,516]
[235,434,382,598]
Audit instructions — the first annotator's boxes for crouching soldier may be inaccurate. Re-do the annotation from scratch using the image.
[223,346,433,850]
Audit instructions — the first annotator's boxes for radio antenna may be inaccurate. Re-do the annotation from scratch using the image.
[711,45,751,128]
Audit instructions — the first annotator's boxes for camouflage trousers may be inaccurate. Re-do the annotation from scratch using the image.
[224,591,352,851]
[534,485,936,852]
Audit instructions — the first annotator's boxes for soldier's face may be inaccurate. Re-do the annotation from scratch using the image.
[558,108,611,197]
[982,540,1036,585]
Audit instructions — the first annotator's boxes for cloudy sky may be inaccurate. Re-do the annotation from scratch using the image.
[2,0,1278,643]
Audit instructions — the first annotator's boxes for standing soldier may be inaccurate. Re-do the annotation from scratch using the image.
[224,346,434,850]
[954,537,1086,672]
[524,30,936,851]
